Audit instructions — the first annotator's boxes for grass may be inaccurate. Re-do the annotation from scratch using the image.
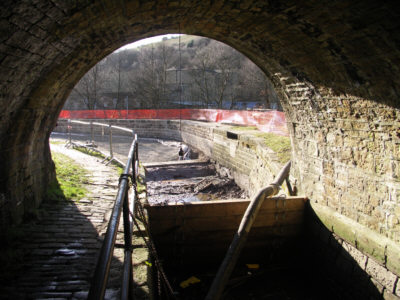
[229,125,258,131]
[49,139,66,145]
[257,133,292,163]
[47,152,89,202]
[228,125,292,164]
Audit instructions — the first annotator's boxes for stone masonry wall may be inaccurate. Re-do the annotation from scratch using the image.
[277,78,400,244]
[306,202,400,299]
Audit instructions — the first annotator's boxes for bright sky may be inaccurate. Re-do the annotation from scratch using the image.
[116,34,181,52]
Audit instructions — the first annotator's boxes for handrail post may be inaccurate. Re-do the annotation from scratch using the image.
[68,119,72,144]
[133,134,138,179]
[90,120,94,144]
[205,161,291,300]
[109,124,113,158]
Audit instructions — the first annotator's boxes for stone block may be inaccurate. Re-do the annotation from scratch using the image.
[356,227,386,265]
[369,277,385,297]
[342,241,367,270]
[366,258,397,292]
[384,289,400,300]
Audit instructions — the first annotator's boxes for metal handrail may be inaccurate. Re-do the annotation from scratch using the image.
[70,119,133,134]
[205,161,291,300]
[88,134,139,300]
[66,119,134,165]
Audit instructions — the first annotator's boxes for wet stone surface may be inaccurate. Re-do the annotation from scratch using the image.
[0,144,126,300]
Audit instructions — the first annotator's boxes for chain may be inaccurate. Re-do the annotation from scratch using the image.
[134,199,177,299]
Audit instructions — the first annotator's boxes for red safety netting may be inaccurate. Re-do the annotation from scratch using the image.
[59,109,288,136]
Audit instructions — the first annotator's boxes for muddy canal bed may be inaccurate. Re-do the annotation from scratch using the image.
[145,160,246,205]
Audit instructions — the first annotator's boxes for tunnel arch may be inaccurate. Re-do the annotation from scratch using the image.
[1,1,399,247]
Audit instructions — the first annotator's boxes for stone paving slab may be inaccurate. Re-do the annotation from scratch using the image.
[0,144,126,300]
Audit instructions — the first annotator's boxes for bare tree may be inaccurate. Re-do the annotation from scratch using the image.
[104,50,130,109]
[235,59,281,109]
[70,62,105,110]
[64,35,281,111]
[128,44,175,108]
[190,41,239,108]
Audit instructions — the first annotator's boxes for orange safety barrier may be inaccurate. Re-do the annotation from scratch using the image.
[59,109,288,136]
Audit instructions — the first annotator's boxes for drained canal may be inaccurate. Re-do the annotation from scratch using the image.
[50,132,370,299]
[145,160,246,205]
[142,143,349,300]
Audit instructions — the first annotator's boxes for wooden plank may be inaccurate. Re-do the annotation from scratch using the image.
[151,225,303,246]
[154,238,302,267]
[145,196,307,219]
[149,210,304,233]
[143,159,209,169]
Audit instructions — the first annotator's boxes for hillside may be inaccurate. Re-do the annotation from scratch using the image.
[64,35,281,111]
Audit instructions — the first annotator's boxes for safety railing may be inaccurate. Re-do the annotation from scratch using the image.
[88,133,139,300]
[63,119,134,166]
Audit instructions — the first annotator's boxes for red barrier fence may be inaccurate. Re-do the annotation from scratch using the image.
[59,109,288,136]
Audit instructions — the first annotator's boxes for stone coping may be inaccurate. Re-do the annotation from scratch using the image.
[311,202,400,276]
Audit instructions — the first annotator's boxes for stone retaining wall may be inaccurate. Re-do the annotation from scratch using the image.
[306,203,400,299]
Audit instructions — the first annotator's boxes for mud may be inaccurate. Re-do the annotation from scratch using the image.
[145,161,246,205]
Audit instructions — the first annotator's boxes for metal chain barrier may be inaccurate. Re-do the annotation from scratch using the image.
[133,199,177,299]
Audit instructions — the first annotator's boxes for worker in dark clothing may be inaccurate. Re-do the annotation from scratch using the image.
[178,147,184,160]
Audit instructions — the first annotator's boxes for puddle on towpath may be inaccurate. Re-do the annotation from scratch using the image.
[145,161,246,205]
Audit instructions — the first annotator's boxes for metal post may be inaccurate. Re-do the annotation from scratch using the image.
[126,96,129,120]
[109,124,113,158]
[90,121,94,144]
[68,119,72,145]
[134,134,138,179]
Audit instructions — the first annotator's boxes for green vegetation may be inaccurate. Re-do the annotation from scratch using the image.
[49,139,66,145]
[229,125,258,131]
[136,172,146,194]
[47,152,89,202]
[258,133,292,163]
[229,126,292,163]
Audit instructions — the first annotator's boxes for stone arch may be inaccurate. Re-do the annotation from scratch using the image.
[1,1,399,246]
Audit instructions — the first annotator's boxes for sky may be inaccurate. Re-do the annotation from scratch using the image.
[116,34,181,52]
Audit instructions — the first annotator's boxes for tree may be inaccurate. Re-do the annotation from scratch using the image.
[235,59,281,109]
[128,44,176,108]
[189,41,240,108]
[105,50,129,109]
[64,35,282,111]
[71,62,105,110]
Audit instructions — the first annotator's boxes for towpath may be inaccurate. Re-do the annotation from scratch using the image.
[0,143,126,299]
